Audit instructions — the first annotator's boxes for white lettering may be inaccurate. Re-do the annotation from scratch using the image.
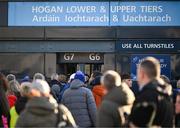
[123,14,171,23]
[111,6,136,13]
[32,6,63,13]
[140,6,163,13]
[65,14,109,23]
[32,15,60,22]
[66,6,96,13]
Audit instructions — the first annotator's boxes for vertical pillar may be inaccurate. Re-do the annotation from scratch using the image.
[0,2,7,27]
[45,53,56,78]
[103,53,115,72]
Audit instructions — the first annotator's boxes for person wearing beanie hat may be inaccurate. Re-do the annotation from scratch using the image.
[62,71,97,127]
[74,71,85,83]
[10,82,31,128]
[33,73,45,81]
[16,79,77,128]
[16,79,54,127]
[6,74,16,82]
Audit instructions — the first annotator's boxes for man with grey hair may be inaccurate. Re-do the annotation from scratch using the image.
[97,70,135,127]
[129,57,173,127]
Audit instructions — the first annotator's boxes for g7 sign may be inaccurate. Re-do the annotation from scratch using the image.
[64,53,75,61]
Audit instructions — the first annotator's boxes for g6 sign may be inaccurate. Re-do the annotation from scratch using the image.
[89,53,101,61]
[64,53,74,61]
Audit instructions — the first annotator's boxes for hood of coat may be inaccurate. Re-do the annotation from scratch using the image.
[92,85,107,97]
[104,83,135,106]
[26,97,56,115]
[157,78,172,96]
[142,79,172,96]
[70,79,84,89]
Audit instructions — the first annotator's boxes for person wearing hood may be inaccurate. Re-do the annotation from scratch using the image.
[16,79,58,127]
[7,80,21,108]
[91,76,107,108]
[16,79,76,127]
[96,70,135,127]
[62,71,97,127]
[10,82,31,128]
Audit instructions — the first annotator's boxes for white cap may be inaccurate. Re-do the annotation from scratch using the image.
[69,73,76,82]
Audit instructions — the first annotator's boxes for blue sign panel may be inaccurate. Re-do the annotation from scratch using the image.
[131,54,171,80]
[8,2,109,26]
[8,1,180,26]
[116,40,180,53]
[110,1,180,26]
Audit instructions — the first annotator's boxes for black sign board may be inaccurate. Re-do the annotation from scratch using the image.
[58,53,104,63]
[116,39,180,53]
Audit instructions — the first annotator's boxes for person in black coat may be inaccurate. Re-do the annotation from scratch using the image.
[175,92,180,127]
[129,57,174,127]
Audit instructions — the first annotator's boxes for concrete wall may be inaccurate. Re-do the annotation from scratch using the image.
[0,53,44,77]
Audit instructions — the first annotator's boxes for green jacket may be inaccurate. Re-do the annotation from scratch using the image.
[10,106,19,128]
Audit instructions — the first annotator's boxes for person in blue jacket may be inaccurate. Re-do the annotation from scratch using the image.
[62,71,97,127]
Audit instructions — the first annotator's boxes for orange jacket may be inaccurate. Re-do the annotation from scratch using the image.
[92,85,107,108]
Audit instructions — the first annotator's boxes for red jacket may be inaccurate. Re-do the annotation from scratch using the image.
[92,85,107,108]
[8,95,17,108]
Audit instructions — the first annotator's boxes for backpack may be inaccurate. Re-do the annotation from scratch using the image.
[56,104,77,128]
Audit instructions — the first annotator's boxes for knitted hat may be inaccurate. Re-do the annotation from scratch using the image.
[74,71,85,83]
[33,73,45,81]
[31,79,50,94]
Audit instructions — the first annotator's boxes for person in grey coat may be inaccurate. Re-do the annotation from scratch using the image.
[97,70,135,127]
[16,79,77,128]
[62,71,97,127]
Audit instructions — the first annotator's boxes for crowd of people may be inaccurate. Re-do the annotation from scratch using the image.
[0,56,180,127]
